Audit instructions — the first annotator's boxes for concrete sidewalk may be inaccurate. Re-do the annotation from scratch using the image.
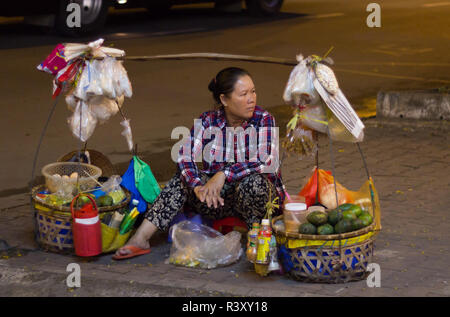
[0,117,449,297]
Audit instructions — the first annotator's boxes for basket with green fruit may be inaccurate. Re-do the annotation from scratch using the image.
[272,203,378,283]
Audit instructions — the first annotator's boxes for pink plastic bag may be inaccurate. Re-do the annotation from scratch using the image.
[37,43,67,76]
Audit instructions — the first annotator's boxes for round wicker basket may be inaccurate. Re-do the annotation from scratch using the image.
[42,162,102,194]
[57,149,117,178]
[32,185,131,253]
[272,215,378,283]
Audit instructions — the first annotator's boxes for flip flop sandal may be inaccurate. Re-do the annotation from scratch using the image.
[112,245,151,260]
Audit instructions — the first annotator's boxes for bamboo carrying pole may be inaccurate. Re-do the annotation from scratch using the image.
[113,52,299,66]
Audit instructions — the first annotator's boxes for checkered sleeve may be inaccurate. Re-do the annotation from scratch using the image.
[177,117,206,188]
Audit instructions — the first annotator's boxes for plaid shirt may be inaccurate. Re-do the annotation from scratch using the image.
[177,105,286,203]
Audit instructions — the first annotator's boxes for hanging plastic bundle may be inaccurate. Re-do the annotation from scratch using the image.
[37,38,134,144]
[283,49,365,144]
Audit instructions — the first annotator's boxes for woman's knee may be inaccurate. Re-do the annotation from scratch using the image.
[237,173,272,198]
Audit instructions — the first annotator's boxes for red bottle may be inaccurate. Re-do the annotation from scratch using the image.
[71,194,102,257]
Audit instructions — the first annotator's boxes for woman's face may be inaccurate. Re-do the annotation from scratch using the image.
[220,75,257,121]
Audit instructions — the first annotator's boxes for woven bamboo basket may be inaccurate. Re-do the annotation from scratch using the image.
[58,149,117,178]
[32,185,131,254]
[272,215,378,283]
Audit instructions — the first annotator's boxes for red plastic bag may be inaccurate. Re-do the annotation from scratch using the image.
[299,168,331,206]
[299,168,353,208]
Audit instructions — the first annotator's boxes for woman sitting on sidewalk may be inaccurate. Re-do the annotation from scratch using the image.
[113,67,286,260]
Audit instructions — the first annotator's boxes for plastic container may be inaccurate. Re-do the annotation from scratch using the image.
[71,194,102,257]
[283,202,307,233]
[246,223,260,263]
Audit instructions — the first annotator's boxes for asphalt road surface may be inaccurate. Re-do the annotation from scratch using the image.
[0,0,449,195]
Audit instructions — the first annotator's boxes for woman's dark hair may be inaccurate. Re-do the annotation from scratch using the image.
[208,67,252,107]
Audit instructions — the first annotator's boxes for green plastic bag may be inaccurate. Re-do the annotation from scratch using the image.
[133,156,160,204]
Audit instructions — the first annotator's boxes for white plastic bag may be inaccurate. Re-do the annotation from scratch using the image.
[85,59,104,97]
[64,38,125,61]
[67,100,98,142]
[298,102,364,143]
[88,95,120,124]
[100,175,126,204]
[111,59,132,98]
[73,61,91,101]
[98,57,116,99]
[120,118,134,152]
[65,94,78,112]
[283,55,320,107]
[168,221,243,269]
[299,102,328,134]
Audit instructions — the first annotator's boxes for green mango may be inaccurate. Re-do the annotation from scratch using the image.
[338,203,355,211]
[306,211,328,226]
[327,209,343,225]
[351,218,365,231]
[299,222,317,234]
[317,223,334,235]
[334,219,353,234]
[342,210,357,221]
[359,213,373,227]
[348,205,363,217]
[97,195,114,207]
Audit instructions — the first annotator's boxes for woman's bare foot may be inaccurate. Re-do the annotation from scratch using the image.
[114,237,151,257]
[114,219,158,258]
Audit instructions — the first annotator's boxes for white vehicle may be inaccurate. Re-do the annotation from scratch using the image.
[1,0,284,36]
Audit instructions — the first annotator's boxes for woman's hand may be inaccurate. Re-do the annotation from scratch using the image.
[194,172,225,208]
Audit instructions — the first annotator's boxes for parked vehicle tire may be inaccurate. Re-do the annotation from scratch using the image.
[245,0,283,16]
[55,0,109,36]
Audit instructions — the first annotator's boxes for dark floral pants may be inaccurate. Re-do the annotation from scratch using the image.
[145,169,278,231]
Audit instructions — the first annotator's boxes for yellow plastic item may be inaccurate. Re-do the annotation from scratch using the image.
[276,230,376,249]
[101,223,132,253]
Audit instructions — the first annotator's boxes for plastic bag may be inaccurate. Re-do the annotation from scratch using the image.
[133,156,161,204]
[84,59,104,97]
[64,38,125,61]
[281,125,317,159]
[283,55,320,107]
[53,59,84,97]
[97,57,116,99]
[101,175,126,204]
[299,168,352,208]
[97,56,133,99]
[88,95,120,124]
[67,100,98,142]
[72,61,91,101]
[111,59,132,98]
[65,94,78,112]
[298,168,381,230]
[168,221,243,269]
[298,102,364,143]
[101,223,132,253]
[120,118,134,152]
[37,43,67,75]
[120,158,148,212]
[298,103,328,134]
